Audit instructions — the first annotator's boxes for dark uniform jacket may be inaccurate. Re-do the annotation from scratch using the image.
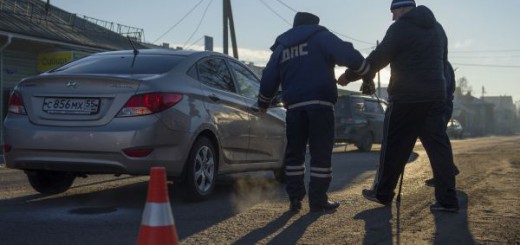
[258,25,368,109]
[366,5,448,102]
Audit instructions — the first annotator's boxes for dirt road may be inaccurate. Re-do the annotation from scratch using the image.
[182,136,520,244]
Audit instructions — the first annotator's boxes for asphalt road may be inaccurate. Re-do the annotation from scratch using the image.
[0,143,376,245]
[1,137,519,244]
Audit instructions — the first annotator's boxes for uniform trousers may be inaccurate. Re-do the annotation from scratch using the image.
[284,108,334,206]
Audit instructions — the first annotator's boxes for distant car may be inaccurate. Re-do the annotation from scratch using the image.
[334,94,387,151]
[3,49,286,200]
[446,119,463,139]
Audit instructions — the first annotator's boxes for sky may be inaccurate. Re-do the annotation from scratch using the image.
[48,0,520,103]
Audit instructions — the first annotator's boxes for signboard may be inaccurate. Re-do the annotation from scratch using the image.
[37,51,89,72]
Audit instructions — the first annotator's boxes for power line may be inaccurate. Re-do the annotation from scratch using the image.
[185,36,205,50]
[258,0,292,26]
[331,30,375,46]
[153,0,206,44]
[275,0,297,13]
[451,49,520,53]
[452,63,520,68]
[258,0,374,47]
[183,0,214,49]
[451,55,520,59]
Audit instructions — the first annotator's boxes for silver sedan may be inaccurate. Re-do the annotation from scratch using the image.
[3,49,286,201]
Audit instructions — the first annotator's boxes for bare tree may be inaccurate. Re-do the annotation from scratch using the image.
[457,76,472,95]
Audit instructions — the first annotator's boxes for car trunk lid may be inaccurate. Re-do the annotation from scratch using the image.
[18,75,142,127]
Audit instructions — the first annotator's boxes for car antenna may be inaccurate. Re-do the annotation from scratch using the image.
[127,36,139,56]
[127,36,139,68]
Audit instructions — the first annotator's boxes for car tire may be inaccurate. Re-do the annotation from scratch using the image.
[182,136,217,202]
[26,170,75,195]
[357,133,373,152]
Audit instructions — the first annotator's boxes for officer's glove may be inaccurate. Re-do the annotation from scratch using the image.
[360,78,376,95]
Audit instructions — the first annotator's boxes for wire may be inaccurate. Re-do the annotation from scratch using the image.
[332,30,375,46]
[275,0,297,13]
[451,49,520,53]
[185,36,205,50]
[259,0,375,47]
[183,0,214,49]
[152,0,206,44]
[451,55,520,59]
[258,0,292,26]
[452,63,520,68]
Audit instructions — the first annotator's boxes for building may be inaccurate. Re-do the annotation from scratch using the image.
[1,0,148,143]
[482,95,518,135]
[453,89,495,137]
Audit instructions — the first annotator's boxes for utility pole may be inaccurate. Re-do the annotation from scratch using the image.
[223,0,238,59]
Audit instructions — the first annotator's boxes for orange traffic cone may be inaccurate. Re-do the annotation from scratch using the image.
[137,167,179,245]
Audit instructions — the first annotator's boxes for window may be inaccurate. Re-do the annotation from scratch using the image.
[228,61,260,99]
[364,100,384,114]
[197,58,235,92]
[51,54,184,75]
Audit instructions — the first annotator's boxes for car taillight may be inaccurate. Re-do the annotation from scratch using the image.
[117,93,183,117]
[123,148,153,157]
[340,117,354,124]
[8,91,27,115]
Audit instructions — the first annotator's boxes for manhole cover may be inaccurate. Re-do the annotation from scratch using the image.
[69,206,117,215]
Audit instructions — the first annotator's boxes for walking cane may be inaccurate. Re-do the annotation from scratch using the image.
[396,169,404,245]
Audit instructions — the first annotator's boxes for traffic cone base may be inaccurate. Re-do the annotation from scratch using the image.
[137,226,178,245]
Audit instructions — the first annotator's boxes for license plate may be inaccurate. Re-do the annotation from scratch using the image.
[43,97,100,115]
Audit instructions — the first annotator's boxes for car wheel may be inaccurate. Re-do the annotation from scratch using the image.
[183,136,217,202]
[357,133,373,152]
[26,170,75,195]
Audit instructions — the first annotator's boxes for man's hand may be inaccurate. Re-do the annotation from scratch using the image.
[337,69,361,86]
[360,78,376,95]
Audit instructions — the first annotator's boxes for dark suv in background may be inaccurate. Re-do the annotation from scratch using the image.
[334,94,387,152]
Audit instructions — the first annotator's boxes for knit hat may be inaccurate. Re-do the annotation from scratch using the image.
[293,12,320,27]
[390,0,416,10]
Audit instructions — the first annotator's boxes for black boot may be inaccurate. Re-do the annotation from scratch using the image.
[309,201,340,212]
[290,198,302,212]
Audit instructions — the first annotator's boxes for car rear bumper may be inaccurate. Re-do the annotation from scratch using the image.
[3,116,193,177]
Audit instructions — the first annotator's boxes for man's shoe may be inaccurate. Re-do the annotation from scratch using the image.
[425,178,435,187]
[362,189,391,206]
[430,202,459,213]
[310,201,340,212]
[290,199,302,212]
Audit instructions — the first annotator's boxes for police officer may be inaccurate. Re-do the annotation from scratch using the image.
[340,0,459,212]
[258,12,370,212]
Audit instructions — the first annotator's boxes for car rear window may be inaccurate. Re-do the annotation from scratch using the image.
[49,54,184,75]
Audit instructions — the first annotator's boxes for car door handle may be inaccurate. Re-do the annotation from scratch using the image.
[208,94,220,102]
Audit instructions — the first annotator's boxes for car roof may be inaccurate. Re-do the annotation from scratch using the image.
[92,49,232,60]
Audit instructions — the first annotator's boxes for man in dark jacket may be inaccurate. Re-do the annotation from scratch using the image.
[422,61,460,187]
[258,12,370,212]
[339,0,459,212]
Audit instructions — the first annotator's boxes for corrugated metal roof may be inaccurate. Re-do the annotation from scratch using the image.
[0,0,147,51]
